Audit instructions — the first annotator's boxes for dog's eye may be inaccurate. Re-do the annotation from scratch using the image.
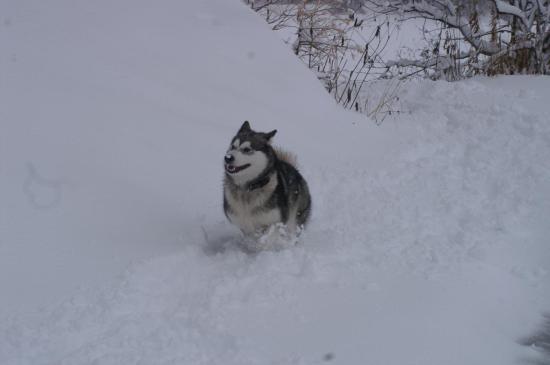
[242,147,252,154]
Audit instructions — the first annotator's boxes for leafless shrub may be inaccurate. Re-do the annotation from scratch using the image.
[365,0,550,79]
[245,0,403,122]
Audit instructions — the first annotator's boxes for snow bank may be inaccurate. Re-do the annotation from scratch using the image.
[1,0,549,364]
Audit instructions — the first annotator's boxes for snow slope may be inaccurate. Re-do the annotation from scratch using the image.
[1,0,550,364]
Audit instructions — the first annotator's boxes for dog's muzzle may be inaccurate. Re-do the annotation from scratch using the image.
[224,153,250,174]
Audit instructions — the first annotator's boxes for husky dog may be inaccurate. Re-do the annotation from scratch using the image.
[223,121,311,237]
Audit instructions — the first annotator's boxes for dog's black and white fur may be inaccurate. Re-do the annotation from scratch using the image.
[223,121,311,236]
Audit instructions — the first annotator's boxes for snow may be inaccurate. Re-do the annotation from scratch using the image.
[1,0,550,364]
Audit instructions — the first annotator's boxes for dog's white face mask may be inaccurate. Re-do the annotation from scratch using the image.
[225,138,268,187]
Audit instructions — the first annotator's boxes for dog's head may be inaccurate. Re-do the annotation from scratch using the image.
[224,121,277,186]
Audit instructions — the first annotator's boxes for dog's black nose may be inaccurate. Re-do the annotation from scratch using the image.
[224,154,234,164]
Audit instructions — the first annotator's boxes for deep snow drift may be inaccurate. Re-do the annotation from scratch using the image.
[1,1,550,364]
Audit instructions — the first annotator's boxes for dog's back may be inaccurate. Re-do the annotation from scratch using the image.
[272,157,311,231]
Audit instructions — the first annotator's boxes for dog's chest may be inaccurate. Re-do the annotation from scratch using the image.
[224,178,281,234]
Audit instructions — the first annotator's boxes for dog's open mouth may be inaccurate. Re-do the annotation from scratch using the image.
[225,164,250,174]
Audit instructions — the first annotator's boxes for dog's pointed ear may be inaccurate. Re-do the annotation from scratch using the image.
[265,129,277,141]
[238,121,251,134]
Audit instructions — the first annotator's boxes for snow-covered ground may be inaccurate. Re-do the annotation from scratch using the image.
[1,0,549,364]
